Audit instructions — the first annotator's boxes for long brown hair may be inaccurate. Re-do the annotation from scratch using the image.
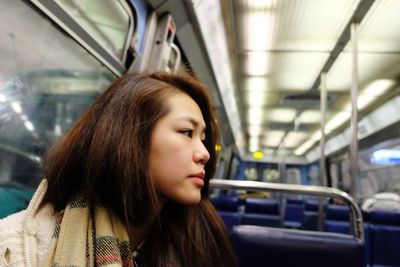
[42,72,237,267]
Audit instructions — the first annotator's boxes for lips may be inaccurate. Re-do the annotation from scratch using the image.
[190,172,205,179]
[189,172,205,187]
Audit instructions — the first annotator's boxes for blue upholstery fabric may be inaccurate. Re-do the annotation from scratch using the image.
[302,211,319,230]
[244,198,279,214]
[368,210,400,266]
[369,210,400,226]
[326,205,350,221]
[231,225,365,267]
[370,224,400,266]
[211,196,240,212]
[241,213,280,228]
[324,220,351,235]
[218,211,241,232]
[284,202,304,229]
[242,198,280,227]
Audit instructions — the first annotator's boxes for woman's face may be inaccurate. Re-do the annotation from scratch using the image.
[149,92,210,205]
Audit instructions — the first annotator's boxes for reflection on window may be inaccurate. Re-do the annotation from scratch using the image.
[0,0,114,193]
[56,0,131,61]
[371,149,400,165]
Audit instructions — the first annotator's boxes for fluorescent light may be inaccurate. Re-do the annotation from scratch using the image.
[245,52,270,75]
[325,112,350,133]
[246,91,268,107]
[246,0,277,9]
[249,136,260,152]
[310,131,322,141]
[243,11,273,50]
[247,125,263,136]
[11,101,22,113]
[294,139,315,156]
[24,121,34,131]
[298,110,321,124]
[247,108,264,125]
[283,131,308,148]
[265,108,296,123]
[261,130,285,147]
[0,94,6,102]
[362,79,395,96]
[246,77,269,91]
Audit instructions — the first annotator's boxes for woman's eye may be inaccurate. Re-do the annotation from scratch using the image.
[181,130,193,138]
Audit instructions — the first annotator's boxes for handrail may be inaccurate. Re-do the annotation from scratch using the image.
[209,179,364,241]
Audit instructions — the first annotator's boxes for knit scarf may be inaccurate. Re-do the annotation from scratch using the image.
[43,194,139,267]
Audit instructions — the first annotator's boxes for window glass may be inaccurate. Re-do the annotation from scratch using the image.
[56,0,132,61]
[0,0,115,204]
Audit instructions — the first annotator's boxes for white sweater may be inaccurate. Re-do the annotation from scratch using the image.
[0,180,57,267]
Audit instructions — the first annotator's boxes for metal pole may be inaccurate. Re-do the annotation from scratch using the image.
[319,73,328,231]
[210,179,364,241]
[319,73,327,187]
[350,23,359,202]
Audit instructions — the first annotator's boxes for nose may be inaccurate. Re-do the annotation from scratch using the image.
[194,141,210,165]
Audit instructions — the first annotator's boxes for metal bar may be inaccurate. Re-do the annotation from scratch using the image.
[319,73,327,187]
[350,23,359,202]
[210,179,364,241]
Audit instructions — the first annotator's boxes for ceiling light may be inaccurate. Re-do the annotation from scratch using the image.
[253,151,264,159]
[245,52,270,75]
[283,131,309,148]
[261,130,285,147]
[294,139,315,156]
[11,101,22,113]
[298,110,321,124]
[247,108,264,125]
[246,91,268,107]
[0,94,6,102]
[243,11,273,50]
[325,112,350,133]
[265,108,296,123]
[362,79,395,96]
[247,125,264,136]
[246,0,277,9]
[24,121,35,131]
[246,77,269,91]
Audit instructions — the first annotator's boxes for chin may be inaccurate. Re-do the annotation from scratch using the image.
[175,194,201,206]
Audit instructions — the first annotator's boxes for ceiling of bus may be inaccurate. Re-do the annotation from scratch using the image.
[219,0,400,158]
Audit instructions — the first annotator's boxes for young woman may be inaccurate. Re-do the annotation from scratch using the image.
[0,72,237,267]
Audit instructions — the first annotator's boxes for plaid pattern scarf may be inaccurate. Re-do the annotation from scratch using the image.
[43,194,141,267]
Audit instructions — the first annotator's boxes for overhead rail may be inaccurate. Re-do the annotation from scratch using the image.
[210,179,364,241]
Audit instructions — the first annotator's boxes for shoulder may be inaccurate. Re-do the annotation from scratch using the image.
[0,209,26,233]
[0,210,26,266]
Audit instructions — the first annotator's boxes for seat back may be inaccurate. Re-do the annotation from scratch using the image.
[324,204,350,234]
[211,196,242,232]
[368,210,400,266]
[231,225,365,267]
[241,198,280,227]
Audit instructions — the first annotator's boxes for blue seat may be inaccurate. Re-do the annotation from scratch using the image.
[231,225,365,267]
[324,205,350,234]
[210,195,240,212]
[284,199,304,229]
[218,211,241,232]
[368,210,400,266]
[211,196,242,232]
[326,205,350,221]
[242,198,280,228]
[302,211,319,231]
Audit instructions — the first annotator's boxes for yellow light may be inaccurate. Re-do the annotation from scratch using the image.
[253,151,264,159]
[215,144,221,152]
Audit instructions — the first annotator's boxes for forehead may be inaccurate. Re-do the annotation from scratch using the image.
[164,92,206,125]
